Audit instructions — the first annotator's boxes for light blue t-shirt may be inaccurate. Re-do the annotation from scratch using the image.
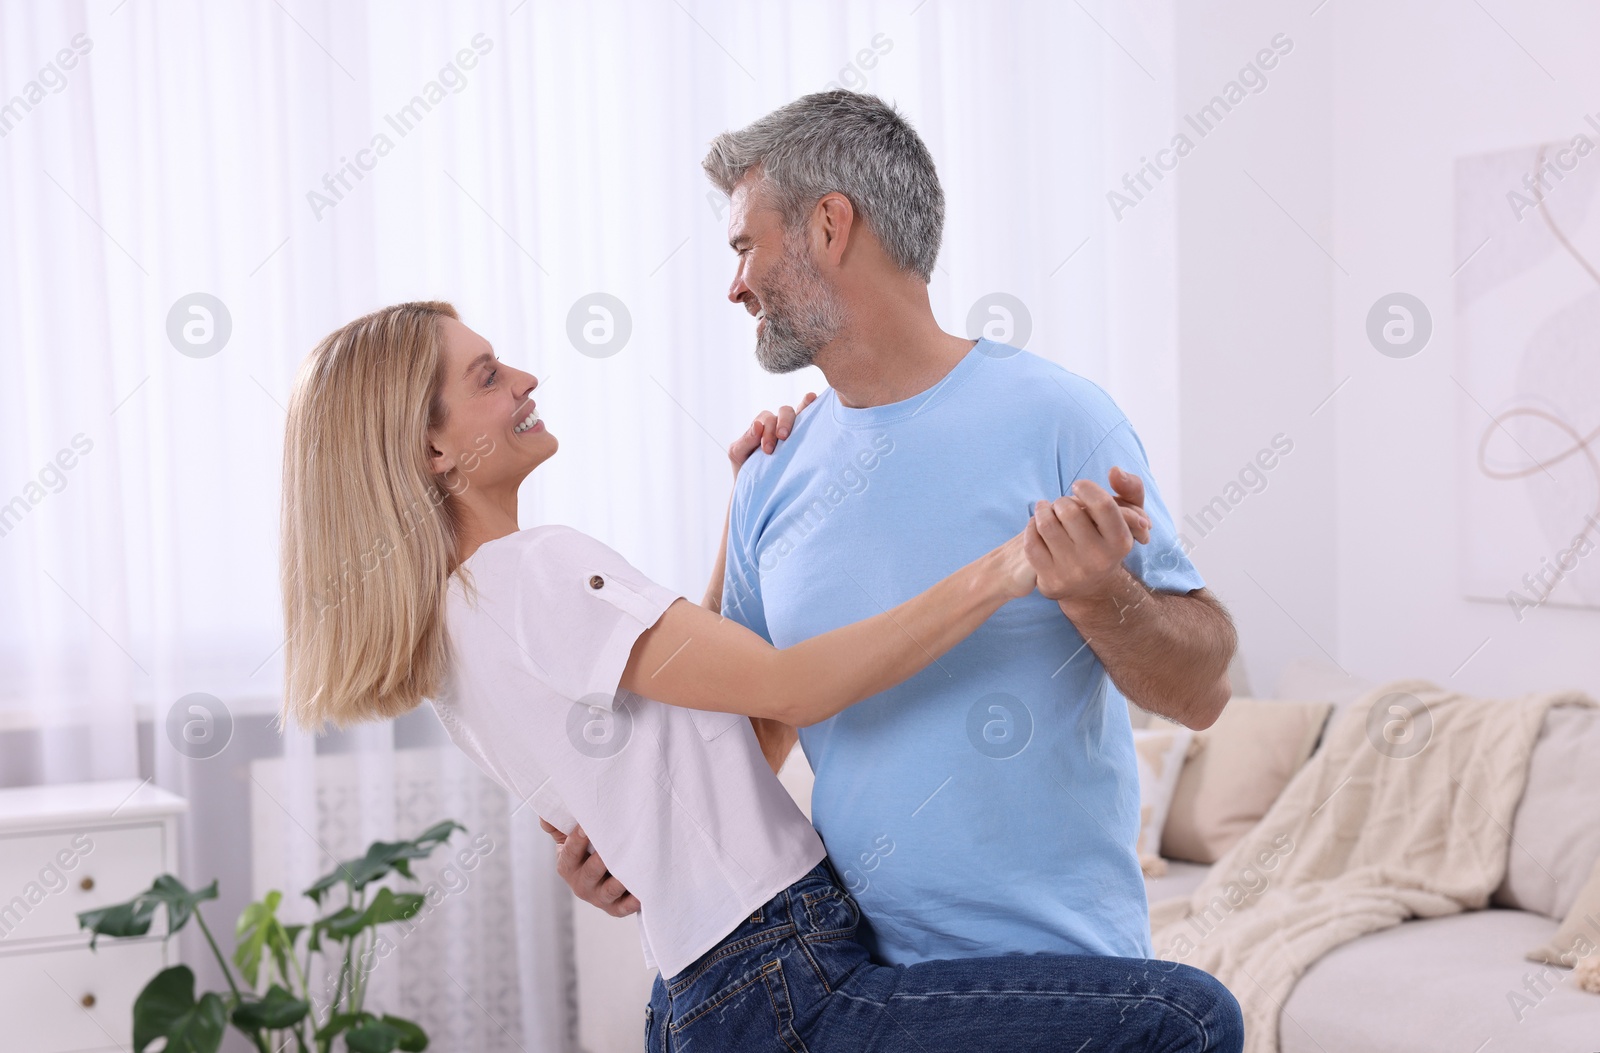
[722,339,1205,966]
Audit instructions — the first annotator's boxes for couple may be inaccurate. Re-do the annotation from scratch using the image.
[278,91,1244,1052]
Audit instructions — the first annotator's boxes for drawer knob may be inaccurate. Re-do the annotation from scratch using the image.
[80,993,96,1008]
[79,876,95,892]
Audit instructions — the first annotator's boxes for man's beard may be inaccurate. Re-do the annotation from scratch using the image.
[752,234,845,374]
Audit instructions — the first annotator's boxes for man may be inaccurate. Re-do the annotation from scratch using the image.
[553,90,1234,970]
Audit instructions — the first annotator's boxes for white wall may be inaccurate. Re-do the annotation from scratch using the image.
[1174,1,1338,697]
[1176,0,1600,700]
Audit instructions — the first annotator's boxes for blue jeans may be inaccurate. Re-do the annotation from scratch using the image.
[643,860,1243,1052]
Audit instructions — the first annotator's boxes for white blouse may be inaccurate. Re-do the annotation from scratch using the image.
[431,525,826,978]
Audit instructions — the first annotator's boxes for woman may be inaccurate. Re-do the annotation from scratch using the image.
[280,301,1243,1053]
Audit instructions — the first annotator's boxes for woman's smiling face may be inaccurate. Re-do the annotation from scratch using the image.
[427,315,557,492]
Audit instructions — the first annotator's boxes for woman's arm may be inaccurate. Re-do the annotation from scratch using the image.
[621,533,1036,727]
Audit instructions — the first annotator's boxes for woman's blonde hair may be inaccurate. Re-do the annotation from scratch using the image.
[280,301,465,730]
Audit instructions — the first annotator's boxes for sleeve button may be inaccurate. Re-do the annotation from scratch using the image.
[588,575,605,590]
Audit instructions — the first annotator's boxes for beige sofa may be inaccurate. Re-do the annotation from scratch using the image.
[1138,661,1600,1052]
[1146,863,1600,1051]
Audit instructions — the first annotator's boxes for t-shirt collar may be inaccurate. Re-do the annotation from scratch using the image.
[830,338,992,427]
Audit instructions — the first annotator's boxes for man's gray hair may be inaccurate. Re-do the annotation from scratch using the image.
[703,90,944,283]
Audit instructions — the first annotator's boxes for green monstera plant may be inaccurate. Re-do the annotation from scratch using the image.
[78,819,465,1053]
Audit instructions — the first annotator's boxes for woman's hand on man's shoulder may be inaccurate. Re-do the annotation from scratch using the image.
[728,392,817,476]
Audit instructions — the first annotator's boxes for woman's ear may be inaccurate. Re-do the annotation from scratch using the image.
[426,435,455,478]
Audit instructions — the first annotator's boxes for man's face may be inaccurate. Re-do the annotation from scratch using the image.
[725,177,844,374]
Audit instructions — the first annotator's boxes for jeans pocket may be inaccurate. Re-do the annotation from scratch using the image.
[647,974,672,1053]
[670,960,776,1038]
[800,884,860,936]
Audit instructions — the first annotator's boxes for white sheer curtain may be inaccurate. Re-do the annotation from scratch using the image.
[0,1,1177,1050]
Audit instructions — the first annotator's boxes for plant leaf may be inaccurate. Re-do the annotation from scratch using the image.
[315,905,365,944]
[78,897,161,947]
[363,888,426,926]
[304,821,465,905]
[230,983,310,1031]
[409,819,462,847]
[314,888,427,948]
[146,874,219,934]
[78,875,217,949]
[316,1011,369,1044]
[133,967,192,1053]
[345,1018,402,1053]
[181,994,229,1053]
[131,966,227,1053]
[271,921,303,986]
[379,1013,428,1051]
[233,889,283,989]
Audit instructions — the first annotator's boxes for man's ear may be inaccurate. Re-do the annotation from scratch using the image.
[815,191,855,267]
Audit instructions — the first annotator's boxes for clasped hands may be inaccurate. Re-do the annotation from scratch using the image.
[1021,464,1151,603]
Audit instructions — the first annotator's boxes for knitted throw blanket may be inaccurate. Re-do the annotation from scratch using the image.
[1148,680,1597,1053]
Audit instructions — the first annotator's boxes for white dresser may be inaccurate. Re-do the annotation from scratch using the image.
[0,779,187,1053]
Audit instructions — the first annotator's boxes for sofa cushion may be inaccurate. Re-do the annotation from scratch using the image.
[1279,909,1600,1053]
[1159,697,1331,864]
[1528,856,1600,967]
[1132,726,1194,876]
[1492,705,1600,919]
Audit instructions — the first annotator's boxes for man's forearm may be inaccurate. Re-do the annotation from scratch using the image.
[1058,571,1235,729]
